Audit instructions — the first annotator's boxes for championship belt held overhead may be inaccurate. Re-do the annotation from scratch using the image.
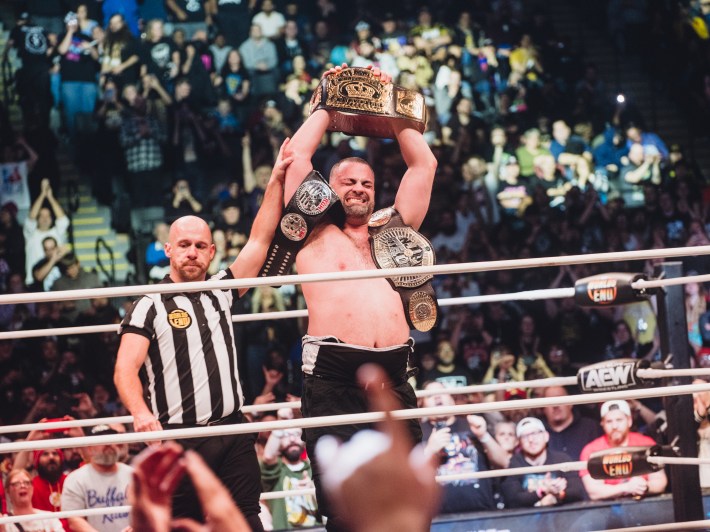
[310,67,428,138]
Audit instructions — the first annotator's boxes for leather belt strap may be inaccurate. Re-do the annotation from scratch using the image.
[310,67,428,138]
[368,207,438,332]
[259,170,342,277]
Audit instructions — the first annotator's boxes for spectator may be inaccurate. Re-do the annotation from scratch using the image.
[603,320,639,360]
[140,19,180,94]
[261,411,320,530]
[620,143,661,192]
[145,222,170,282]
[579,400,667,501]
[166,0,213,40]
[409,6,452,61]
[57,10,100,138]
[214,0,252,48]
[5,13,54,129]
[421,381,503,514]
[3,468,63,532]
[252,0,286,41]
[493,419,519,464]
[239,24,280,100]
[0,202,26,282]
[119,82,168,207]
[420,340,474,392]
[625,124,669,161]
[209,33,232,74]
[515,128,552,179]
[218,50,251,124]
[30,236,69,292]
[50,253,102,323]
[276,20,307,75]
[100,14,141,89]
[500,417,585,508]
[550,119,592,187]
[23,179,69,287]
[164,179,203,223]
[541,386,602,460]
[61,424,132,532]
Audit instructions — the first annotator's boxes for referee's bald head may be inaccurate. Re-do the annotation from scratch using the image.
[169,216,213,244]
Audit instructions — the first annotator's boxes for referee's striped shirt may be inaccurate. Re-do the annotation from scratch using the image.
[119,269,244,426]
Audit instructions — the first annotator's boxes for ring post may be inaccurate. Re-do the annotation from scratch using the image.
[656,261,703,522]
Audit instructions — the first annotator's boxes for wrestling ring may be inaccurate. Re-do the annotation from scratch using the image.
[2,245,710,531]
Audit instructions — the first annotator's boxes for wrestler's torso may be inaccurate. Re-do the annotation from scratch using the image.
[297,223,410,347]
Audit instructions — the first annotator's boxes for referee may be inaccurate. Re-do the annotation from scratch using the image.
[114,142,292,530]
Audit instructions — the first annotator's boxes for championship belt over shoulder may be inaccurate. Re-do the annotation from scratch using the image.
[310,67,428,138]
[259,170,342,277]
[368,207,438,332]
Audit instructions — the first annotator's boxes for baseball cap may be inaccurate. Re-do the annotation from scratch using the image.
[600,400,631,418]
[355,21,370,32]
[90,424,118,436]
[516,417,546,438]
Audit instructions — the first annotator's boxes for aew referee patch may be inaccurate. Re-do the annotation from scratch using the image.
[168,309,192,329]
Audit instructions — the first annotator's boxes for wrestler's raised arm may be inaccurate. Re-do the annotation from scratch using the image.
[393,122,437,231]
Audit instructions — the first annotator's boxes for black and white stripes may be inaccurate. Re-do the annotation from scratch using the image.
[119,270,244,426]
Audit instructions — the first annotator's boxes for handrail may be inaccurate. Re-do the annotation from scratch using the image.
[64,180,79,250]
[95,237,115,286]
[0,53,14,105]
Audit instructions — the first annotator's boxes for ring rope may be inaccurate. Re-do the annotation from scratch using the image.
[0,289,576,341]
[4,456,710,526]
[4,270,710,341]
[3,381,710,454]
[594,520,710,532]
[0,245,708,306]
[4,367,708,436]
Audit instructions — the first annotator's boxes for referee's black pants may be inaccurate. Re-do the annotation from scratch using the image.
[166,417,264,531]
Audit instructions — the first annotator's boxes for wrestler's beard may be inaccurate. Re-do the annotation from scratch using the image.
[343,197,374,222]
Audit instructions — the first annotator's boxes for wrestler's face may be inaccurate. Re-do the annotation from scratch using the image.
[602,410,632,446]
[330,161,375,222]
[166,217,216,282]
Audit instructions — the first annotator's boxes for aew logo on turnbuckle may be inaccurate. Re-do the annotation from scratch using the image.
[578,360,637,392]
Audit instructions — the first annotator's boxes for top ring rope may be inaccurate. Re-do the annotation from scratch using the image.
[3,366,709,436]
[0,245,708,306]
[2,381,710,454]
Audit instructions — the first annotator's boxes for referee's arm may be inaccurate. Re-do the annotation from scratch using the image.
[115,333,163,434]
[230,139,292,296]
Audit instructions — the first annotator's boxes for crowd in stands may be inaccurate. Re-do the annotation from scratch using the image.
[1,0,710,528]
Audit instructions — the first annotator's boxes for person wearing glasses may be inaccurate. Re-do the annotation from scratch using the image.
[500,417,585,508]
[2,469,63,531]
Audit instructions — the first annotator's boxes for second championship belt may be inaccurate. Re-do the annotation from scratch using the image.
[368,207,438,332]
[259,170,342,277]
[309,66,428,138]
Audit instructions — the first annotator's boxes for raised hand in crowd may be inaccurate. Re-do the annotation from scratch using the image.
[129,442,251,532]
[316,364,440,532]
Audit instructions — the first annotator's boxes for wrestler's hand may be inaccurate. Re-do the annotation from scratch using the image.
[323,62,347,78]
[316,364,440,532]
[129,442,186,532]
[365,64,392,84]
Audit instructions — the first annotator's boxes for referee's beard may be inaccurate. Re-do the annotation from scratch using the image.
[174,263,208,282]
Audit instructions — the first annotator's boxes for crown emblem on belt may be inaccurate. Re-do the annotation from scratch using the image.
[343,81,377,100]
